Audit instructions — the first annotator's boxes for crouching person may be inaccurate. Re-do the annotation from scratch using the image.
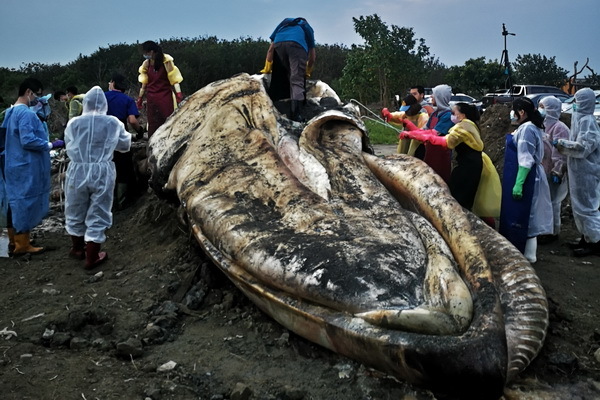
[64,86,131,270]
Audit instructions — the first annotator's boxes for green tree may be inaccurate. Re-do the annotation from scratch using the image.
[445,57,505,97]
[338,14,430,106]
[512,54,568,87]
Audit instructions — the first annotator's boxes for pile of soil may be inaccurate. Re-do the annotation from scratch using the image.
[1,105,599,400]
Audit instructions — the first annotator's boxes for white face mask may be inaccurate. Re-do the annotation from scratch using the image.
[538,108,547,118]
[510,110,519,122]
[450,114,460,124]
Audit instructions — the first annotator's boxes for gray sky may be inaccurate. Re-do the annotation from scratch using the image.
[1,0,599,77]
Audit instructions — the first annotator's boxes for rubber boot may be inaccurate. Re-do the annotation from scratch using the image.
[524,237,537,264]
[69,235,85,260]
[7,228,15,255]
[573,240,600,257]
[13,232,44,256]
[85,242,107,270]
[290,100,305,122]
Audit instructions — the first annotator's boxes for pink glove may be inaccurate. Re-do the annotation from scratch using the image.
[425,134,448,148]
[176,92,184,103]
[399,132,411,140]
[136,97,144,110]
[381,108,392,122]
[402,119,419,131]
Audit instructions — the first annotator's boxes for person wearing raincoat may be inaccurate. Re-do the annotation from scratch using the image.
[555,87,600,257]
[499,97,553,263]
[421,84,454,183]
[63,86,131,269]
[136,41,184,137]
[399,102,501,227]
[0,78,65,256]
[380,94,429,155]
[538,96,569,244]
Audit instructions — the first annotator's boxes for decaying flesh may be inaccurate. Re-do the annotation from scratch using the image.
[148,73,549,399]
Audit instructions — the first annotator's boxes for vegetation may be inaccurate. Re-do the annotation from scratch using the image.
[1,14,596,111]
[363,118,401,145]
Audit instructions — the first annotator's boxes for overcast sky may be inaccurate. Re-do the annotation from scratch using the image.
[1,0,599,77]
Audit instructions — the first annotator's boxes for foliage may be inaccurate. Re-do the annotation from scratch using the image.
[337,14,430,106]
[512,54,568,87]
[445,57,506,97]
[364,118,401,145]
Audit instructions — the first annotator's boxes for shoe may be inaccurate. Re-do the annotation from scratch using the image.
[566,236,586,249]
[7,228,15,255]
[537,234,559,245]
[573,241,600,257]
[69,235,85,260]
[85,242,108,270]
[13,232,44,256]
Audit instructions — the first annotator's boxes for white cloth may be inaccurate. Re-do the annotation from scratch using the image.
[64,86,131,243]
[557,88,600,243]
[513,121,553,237]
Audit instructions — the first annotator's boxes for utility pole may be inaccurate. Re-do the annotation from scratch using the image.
[500,23,516,92]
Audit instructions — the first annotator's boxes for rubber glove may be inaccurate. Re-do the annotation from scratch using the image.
[402,119,419,132]
[136,97,144,110]
[425,134,447,148]
[51,139,65,149]
[260,60,273,74]
[381,108,392,122]
[305,63,313,78]
[176,92,184,103]
[512,166,530,200]
[400,129,437,142]
[551,173,561,185]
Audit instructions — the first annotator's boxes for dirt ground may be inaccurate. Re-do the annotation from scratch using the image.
[1,105,599,400]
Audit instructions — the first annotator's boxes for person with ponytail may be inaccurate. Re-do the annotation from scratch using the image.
[499,97,553,263]
[137,40,184,137]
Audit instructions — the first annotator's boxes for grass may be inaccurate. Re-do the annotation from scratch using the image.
[363,118,402,145]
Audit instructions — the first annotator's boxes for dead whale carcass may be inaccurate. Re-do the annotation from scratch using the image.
[148,73,548,399]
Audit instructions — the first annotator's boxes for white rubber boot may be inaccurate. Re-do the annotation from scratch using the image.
[524,237,537,264]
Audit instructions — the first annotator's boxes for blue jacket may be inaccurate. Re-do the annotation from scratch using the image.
[270,17,315,53]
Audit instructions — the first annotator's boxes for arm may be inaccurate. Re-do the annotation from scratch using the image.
[19,113,54,152]
[114,119,132,153]
[260,43,275,74]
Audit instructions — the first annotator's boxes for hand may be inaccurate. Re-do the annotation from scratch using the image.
[512,184,523,200]
[136,126,146,141]
[176,92,184,103]
[260,60,273,74]
[402,119,419,132]
[551,173,562,184]
[136,97,144,110]
[305,63,313,78]
[381,108,392,122]
[51,139,65,149]
[399,132,412,140]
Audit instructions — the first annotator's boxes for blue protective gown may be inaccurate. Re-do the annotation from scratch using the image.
[64,86,131,243]
[0,104,51,232]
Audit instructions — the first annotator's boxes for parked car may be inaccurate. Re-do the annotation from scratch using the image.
[525,93,571,108]
[480,85,567,111]
[449,93,482,112]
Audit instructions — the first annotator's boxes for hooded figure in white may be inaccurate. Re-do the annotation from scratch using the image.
[64,86,131,268]
[540,96,569,238]
[556,87,600,256]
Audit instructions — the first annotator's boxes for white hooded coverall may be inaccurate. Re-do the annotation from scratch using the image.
[64,86,131,243]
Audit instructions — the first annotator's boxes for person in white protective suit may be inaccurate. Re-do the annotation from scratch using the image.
[555,87,600,257]
[64,86,131,269]
[538,96,569,244]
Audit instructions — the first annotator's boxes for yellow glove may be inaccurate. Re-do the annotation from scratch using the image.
[260,60,273,74]
[306,63,314,78]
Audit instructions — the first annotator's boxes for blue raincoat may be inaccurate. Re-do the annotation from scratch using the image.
[0,104,51,232]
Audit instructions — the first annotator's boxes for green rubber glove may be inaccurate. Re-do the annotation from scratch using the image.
[512,166,530,200]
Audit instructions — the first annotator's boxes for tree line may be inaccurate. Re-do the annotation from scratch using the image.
[1,14,597,109]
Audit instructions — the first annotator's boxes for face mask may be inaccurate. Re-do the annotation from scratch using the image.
[450,114,460,124]
[510,110,518,122]
[143,54,152,60]
[28,93,39,107]
[538,108,547,118]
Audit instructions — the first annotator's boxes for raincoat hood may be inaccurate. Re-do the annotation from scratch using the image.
[575,88,596,115]
[433,84,452,111]
[82,86,108,115]
[540,96,562,126]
